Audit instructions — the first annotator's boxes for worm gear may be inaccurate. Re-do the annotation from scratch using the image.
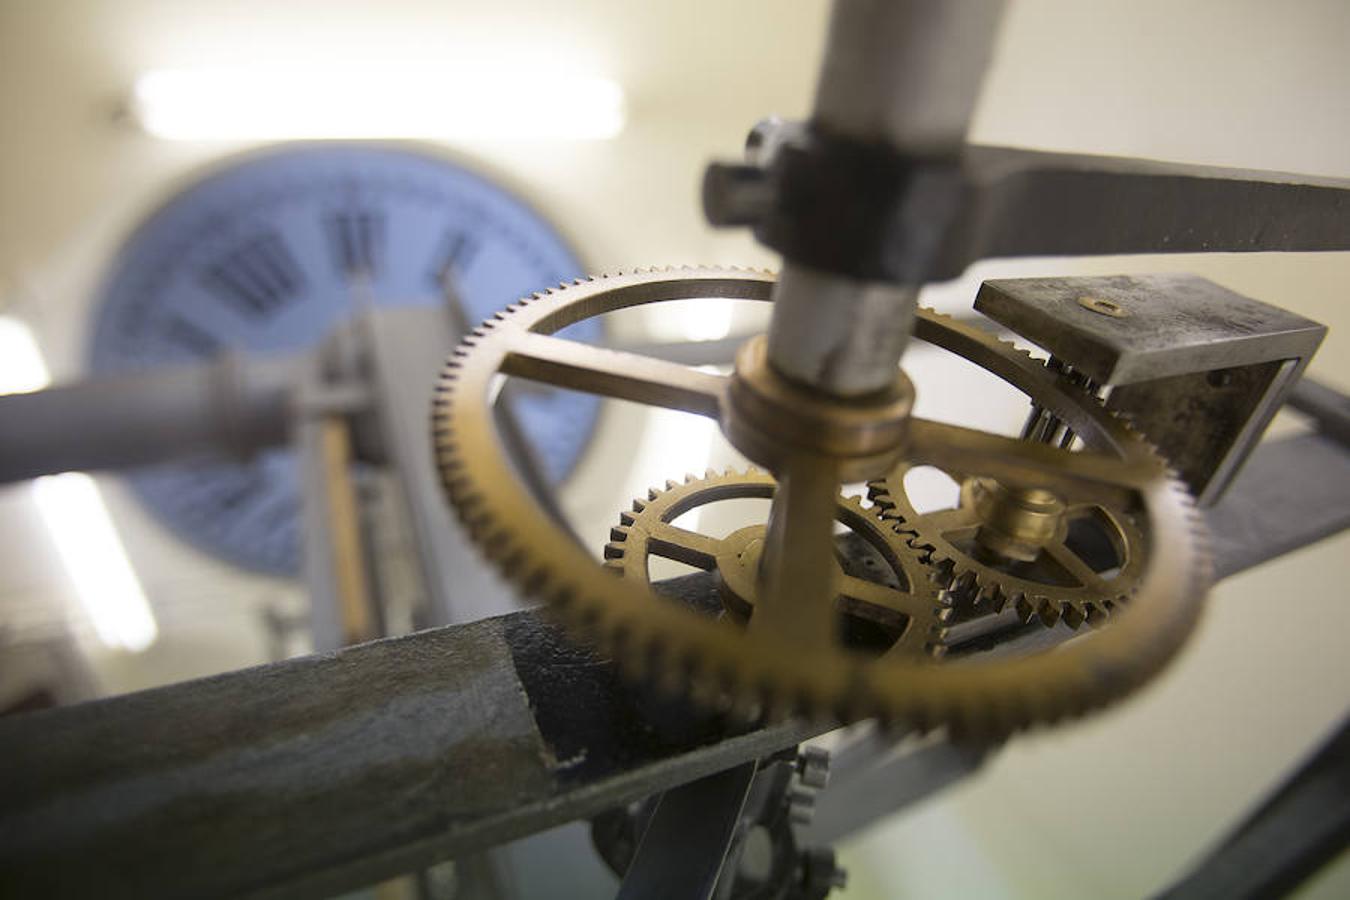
[432,267,1210,736]
[602,469,948,659]
[868,463,1148,629]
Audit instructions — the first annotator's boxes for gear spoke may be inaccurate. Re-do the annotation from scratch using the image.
[1042,540,1110,592]
[503,332,727,418]
[906,417,1149,504]
[918,507,978,541]
[835,574,914,620]
[643,521,722,569]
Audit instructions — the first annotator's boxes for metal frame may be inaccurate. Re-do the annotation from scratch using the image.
[2,424,1347,897]
[4,1,1350,895]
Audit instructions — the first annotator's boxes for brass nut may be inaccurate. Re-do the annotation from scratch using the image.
[964,477,1066,563]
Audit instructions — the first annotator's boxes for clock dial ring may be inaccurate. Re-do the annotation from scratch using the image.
[90,143,599,574]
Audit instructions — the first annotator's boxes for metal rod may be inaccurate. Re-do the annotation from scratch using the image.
[812,0,1006,153]
[0,354,299,482]
[1156,714,1350,900]
[616,761,758,900]
[317,416,376,645]
[755,455,842,649]
[764,0,1005,397]
[1286,377,1350,449]
[0,612,815,900]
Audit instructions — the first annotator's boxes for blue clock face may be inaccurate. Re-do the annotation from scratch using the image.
[89,144,599,574]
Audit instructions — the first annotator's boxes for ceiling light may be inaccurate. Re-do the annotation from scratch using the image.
[132,66,626,141]
[33,474,159,653]
[0,316,158,653]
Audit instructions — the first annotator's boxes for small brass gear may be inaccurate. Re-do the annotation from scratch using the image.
[432,267,1210,736]
[603,469,948,659]
[868,461,1147,629]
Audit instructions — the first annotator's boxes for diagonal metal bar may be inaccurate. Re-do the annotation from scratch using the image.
[1206,431,1350,580]
[0,609,814,900]
[1156,714,1350,900]
[503,332,727,418]
[615,761,758,900]
[0,432,1344,899]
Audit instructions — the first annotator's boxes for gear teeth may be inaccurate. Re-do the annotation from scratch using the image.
[1036,600,1061,628]
[1084,601,1110,627]
[431,268,1208,739]
[1060,603,1086,630]
[984,583,1008,614]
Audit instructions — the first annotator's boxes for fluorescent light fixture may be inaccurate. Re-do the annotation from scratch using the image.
[33,474,159,652]
[0,316,158,652]
[0,317,51,393]
[132,66,625,141]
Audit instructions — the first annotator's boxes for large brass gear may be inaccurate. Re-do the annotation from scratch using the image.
[602,469,948,659]
[432,267,1210,736]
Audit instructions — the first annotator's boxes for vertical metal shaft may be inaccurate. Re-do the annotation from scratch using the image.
[766,0,1006,398]
[812,0,1006,152]
[757,1,1006,639]
[755,455,842,648]
[318,417,377,644]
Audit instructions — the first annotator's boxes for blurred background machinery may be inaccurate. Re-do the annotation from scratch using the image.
[1,1,1349,898]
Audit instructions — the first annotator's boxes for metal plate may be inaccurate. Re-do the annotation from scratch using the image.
[974,274,1325,385]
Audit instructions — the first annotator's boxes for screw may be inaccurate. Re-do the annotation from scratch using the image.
[1077,295,1128,318]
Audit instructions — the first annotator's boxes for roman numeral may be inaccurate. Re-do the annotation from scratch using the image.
[200,231,305,317]
[427,229,480,293]
[325,208,384,278]
[201,468,268,513]
[162,315,221,357]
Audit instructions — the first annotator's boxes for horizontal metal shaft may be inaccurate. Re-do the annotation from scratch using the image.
[0,355,300,482]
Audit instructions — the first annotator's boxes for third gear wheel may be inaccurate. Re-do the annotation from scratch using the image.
[602,468,949,659]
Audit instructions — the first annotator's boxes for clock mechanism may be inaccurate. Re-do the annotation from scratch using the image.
[2,2,1349,897]
[88,143,599,573]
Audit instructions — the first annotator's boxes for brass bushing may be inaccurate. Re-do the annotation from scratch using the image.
[963,477,1067,563]
[723,335,914,481]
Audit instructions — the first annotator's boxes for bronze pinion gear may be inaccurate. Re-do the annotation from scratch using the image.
[602,469,948,660]
[431,267,1210,737]
[867,461,1148,630]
